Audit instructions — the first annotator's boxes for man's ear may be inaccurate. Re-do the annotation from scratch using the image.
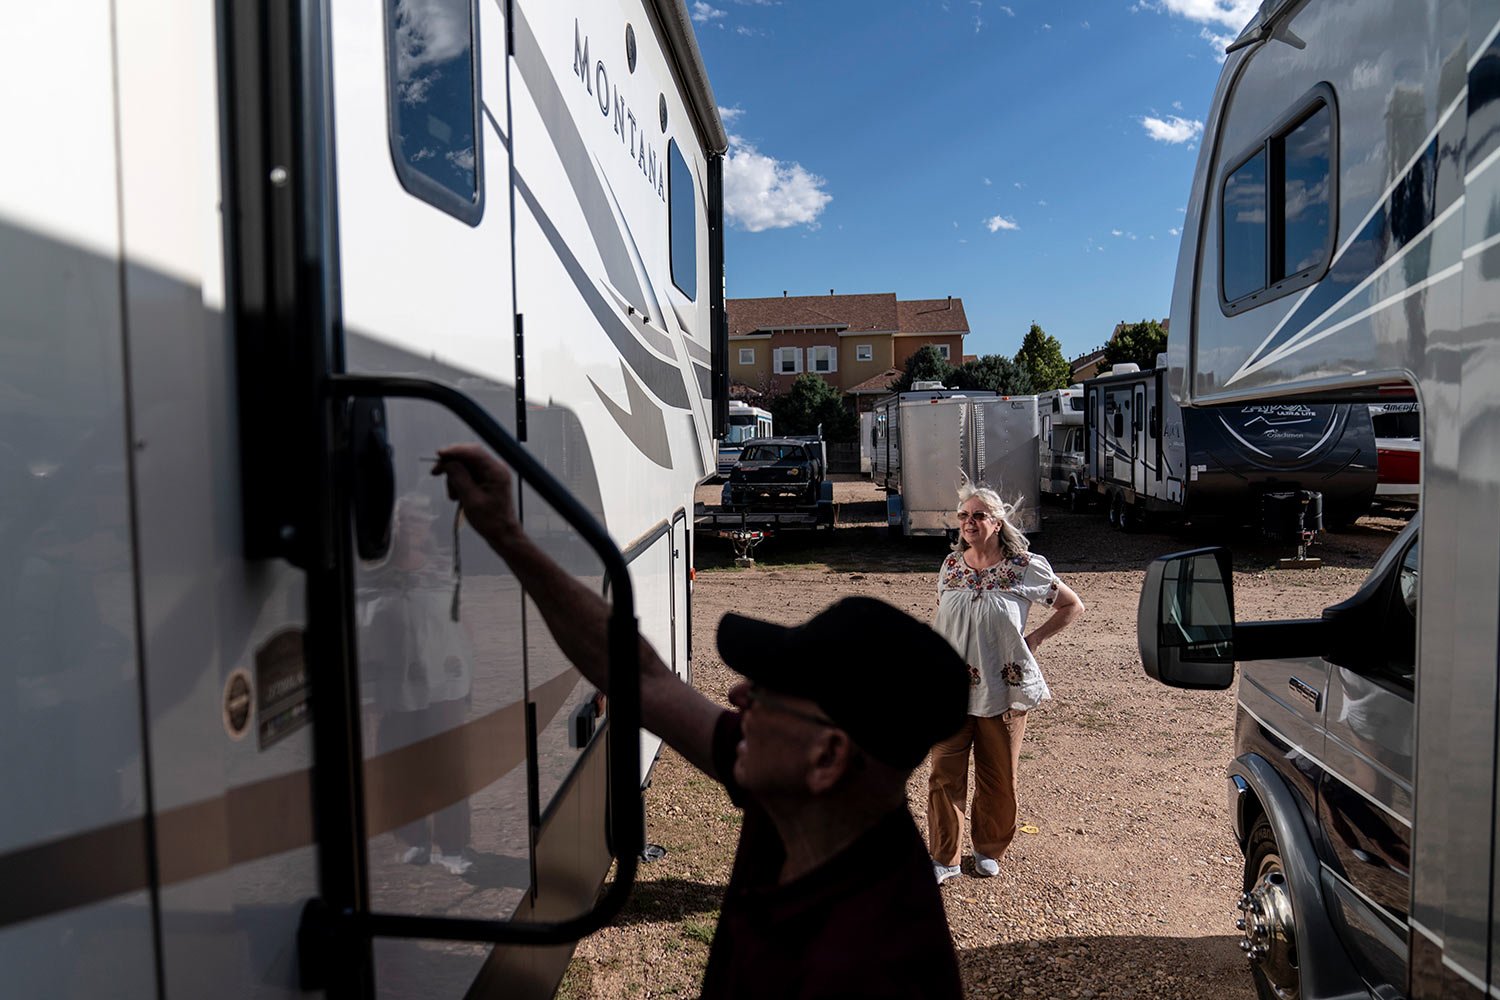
[805,729,855,795]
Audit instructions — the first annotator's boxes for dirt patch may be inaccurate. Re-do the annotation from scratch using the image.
[560,494,1411,999]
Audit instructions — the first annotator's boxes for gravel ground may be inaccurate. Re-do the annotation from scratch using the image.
[560,480,1409,999]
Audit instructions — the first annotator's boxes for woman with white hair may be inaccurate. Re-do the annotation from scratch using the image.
[928,478,1084,883]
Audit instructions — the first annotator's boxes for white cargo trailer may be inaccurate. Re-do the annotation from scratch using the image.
[0,1,727,997]
[872,391,1040,537]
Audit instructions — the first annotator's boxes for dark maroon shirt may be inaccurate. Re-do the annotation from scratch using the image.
[700,711,963,999]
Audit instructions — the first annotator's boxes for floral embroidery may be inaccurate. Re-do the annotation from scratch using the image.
[1045,581,1059,606]
[968,664,981,687]
[1001,662,1026,686]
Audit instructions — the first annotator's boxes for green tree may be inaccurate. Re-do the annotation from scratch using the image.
[891,345,956,393]
[766,373,858,441]
[1013,323,1071,391]
[950,354,1034,394]
[1105,319,1168,371]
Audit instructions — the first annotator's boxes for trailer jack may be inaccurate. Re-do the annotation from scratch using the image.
[726,529,766,567]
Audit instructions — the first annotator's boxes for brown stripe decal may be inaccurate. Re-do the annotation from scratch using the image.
[0,667,586,929]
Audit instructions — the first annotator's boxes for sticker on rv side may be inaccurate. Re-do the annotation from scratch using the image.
[223,668,253,741]
[256,629,310,750]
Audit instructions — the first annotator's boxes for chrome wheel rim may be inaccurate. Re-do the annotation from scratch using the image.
[1237,852,1299,1000]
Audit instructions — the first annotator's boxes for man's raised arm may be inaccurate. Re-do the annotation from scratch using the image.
[433,444,724,780]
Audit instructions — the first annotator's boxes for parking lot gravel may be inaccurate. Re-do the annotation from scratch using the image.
[560,481,1409,999]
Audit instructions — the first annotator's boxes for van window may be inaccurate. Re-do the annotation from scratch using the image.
[669,140,697,299]
[1221,92,1335,312]
[385,0,483,224]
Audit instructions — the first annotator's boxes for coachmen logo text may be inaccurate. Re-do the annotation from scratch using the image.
[573,20,667,203]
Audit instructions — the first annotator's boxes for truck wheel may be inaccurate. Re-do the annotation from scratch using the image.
[1239,816,1300,1000]
[1067,483,1087,513]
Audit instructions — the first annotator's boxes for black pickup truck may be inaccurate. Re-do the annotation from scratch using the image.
[719,437,828,512]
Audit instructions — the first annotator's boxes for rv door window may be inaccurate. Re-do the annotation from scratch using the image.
[384,0,482,223]
[669,140,697,299]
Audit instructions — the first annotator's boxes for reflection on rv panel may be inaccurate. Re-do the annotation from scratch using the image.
[1082,363,1376,532]
[0,1,728,997]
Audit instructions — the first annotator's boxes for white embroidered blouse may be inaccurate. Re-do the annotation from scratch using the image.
[933,549,1061,717]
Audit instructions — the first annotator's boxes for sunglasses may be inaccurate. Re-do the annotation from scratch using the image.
[745,685,837,727]
[955,510,993,522]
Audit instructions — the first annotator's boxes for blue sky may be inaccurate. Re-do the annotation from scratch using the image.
[690,0,1259,361]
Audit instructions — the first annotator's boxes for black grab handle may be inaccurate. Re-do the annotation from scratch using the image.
[313,373,642,949]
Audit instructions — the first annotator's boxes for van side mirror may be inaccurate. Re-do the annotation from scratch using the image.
[1138,547,1237,689]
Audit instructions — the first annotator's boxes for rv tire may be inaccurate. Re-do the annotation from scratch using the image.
[1117,497,1138,533]
[1242,815,1301,1000]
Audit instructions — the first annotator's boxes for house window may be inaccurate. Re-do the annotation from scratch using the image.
[810,345,837,373]
[738,347,755,366]
[1220,91,1335,313]
[774,347,802,374]
[935,344,951,360]
[384,0,483,224]
[856,344,873,362]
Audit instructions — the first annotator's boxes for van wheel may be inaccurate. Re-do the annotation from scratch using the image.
[1067,484,1087,513]
[1240,816,1300,1000]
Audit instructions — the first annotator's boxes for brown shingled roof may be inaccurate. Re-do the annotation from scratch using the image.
[846,368,903,394]
[896,297,969,334]
[727,293,898,337]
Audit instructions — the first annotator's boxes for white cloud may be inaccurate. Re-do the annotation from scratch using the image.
[392,0,470,105]
[1200,26,1235,59]
[1111,229,1124,237]
[983,177,992,186]
[1172,100,1183,110]
[1152,0,1258,30]
[1042,22,1052,30]
[1038,199,1048,207]
[692,2,727,23]
[723,134,831,232]
[1082,20,1090,28]
[999,4,1014,14]
[737,25,762,36]
[446,148,475,172]
[974,15,983,32]
[986,215,1020,232]
[1141,114,1204,144]
[718,105,744,124]
[1169,226,1181,236]
[1014,181,1024,189]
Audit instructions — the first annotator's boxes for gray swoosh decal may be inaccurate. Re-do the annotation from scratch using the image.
[590,361,673,469]
[692,360,712,398]
[512,5,647,312]
[600,281,677,357]
[515,175,690,408]
[598,163,666,328]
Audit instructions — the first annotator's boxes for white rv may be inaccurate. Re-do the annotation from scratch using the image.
[872,390,1041,537]
[715,400,774,476]
[1136,2,1500,998]
[1036,386,1086,509]
[1,2,726,998]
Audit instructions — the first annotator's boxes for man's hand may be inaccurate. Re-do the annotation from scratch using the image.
[432,444,520,550]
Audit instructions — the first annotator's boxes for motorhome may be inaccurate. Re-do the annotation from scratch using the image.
[1083,360,1377,534]
[715,400,773,476]
[1135,2,1500,998]
[1037,386,1086,509]
[1,2,726,998]
[872,389,1041,537]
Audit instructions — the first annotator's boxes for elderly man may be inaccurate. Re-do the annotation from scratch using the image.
[434,444,968,999]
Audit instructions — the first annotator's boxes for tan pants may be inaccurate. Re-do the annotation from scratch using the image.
[927,710,1028,866]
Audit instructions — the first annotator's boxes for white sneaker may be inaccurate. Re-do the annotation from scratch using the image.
[432,850,474,876]
[974,853,1000,877]
[934,861,962,884]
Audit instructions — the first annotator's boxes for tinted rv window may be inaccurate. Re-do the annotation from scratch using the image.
[1222,150,1267,302]
[669,140,697,299]
[1282,105,1332,274]
[385,0,482,224]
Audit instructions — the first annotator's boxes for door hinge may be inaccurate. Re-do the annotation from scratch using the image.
[515,312,526,442]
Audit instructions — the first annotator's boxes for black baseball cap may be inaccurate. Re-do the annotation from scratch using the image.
[716,596,969,770]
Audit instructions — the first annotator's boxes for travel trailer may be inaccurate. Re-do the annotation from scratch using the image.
[1083,360,1377,534]
[0,2,726,998]
[1369,401,1422,505]
[1136,2,1500,998]
[1036,386,1086,509]
[872,390,1040,537]
[715,400,773,476]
